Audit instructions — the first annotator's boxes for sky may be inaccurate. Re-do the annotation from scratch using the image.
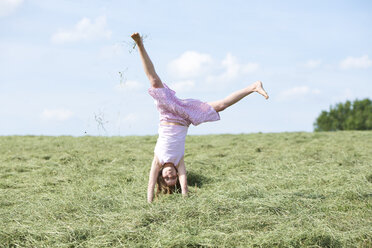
[1,0,371,136]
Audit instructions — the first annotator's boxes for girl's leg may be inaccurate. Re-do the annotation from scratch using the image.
[131,33,164,88]
[208,81,269,112]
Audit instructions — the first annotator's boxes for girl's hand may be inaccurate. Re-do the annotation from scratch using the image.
[131,32,142,44]
[177,157,188,195]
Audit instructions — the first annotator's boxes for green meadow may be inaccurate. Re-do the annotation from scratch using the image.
[0,131,371,247]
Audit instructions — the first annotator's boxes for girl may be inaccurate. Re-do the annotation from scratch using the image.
[131,33,268,203]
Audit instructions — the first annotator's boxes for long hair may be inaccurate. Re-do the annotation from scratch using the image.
[156,166,181,197]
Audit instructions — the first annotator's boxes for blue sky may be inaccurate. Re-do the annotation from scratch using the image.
[1,0,371,136]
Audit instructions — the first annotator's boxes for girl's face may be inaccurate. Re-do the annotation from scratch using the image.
[162,163,177,186]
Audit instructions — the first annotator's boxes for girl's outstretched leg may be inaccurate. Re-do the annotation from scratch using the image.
[208,81,268,112]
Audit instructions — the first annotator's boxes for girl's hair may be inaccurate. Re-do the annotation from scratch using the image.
[156,166,181,197]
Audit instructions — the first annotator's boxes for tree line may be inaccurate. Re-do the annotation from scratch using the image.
[314,98,372,131]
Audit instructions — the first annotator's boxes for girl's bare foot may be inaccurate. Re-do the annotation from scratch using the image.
[131,32,142,44]
[253,81,269,99]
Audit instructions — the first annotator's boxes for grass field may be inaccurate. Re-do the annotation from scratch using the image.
[0,131,371,247]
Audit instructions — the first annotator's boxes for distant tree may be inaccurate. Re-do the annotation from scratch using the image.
[314,98,372,131]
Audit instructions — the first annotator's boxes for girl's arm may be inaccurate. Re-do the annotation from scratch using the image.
[147,156,160,203]
[131,32,163,88]
[177,157,188,196]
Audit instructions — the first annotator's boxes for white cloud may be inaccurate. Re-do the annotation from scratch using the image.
[241,63,260,74]
[115,113,140,132]
[168,51,213,78]
[124,113,138,122]
[0,0,23,17]
[115,80,143,92]
[168,51,259,87]
[169,80,195,93]
[41,108,73,121]
[51,16,111,44]
[100,43,124,58]
[305,59,322,68]
[278,86,321,100]
[332,88,355,103]
[207,53,259,83]
[340,55,372,69]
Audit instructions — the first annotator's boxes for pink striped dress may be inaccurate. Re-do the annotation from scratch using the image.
[148,83,220,126]
[149,83,220,166]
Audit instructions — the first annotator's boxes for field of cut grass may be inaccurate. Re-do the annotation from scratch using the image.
[0,131,371,247]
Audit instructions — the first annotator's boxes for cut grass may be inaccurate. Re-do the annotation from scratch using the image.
[0,131,371,247]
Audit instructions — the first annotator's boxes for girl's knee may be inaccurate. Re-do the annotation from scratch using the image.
[213,104,226,112]
[217,103,227,112]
